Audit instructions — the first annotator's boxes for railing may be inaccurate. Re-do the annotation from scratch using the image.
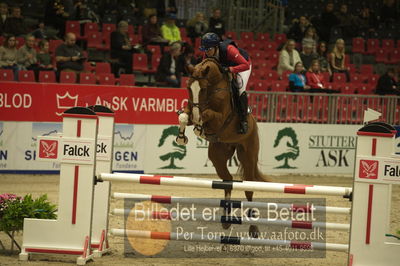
[247,91,400,125]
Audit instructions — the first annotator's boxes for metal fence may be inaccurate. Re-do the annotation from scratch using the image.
[248,91,400,125]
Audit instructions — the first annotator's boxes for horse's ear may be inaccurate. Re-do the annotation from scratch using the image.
[202,66,210,77]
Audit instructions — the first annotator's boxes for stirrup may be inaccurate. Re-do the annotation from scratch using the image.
[238,121,248,134]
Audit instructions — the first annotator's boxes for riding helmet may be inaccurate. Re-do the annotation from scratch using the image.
[199,32,221,51]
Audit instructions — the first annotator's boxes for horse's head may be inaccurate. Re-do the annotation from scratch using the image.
[187,58,228,125]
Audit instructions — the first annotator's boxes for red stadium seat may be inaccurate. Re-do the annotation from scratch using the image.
[240,31,254,41]
[60,71,77,84]
[357,84,374,94]
[366,39,379,55]
[180,76,190,88]
[102,23,116,38]
[79,72,96,84]
[381,39,394,50]
[86,31,103,49]
[340,85,356,94]
[375,49,389,63]
[350,74,363,84]
[118,74,135,86]
[367,74,379,87]
[83,22,99,37]
[253,79,269,91]
[98,73,116,85]
[18,70,35,82]
[256,32,270,42]
[332,73,346,84]
[65,20,82,39]
[388,48,400,64]
[39,71,56,83]
[226,31,237,40]
[0,69,14,81]
[147,45,161,57]
[352,37,365,54]
[281,70,291,80]
[95,62,111,74]
[49,39,63,55]
[359,64,373,75]
[133,53,151,73]
[270,81,287,92]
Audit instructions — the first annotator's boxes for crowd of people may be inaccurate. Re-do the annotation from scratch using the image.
[0,0,399,95]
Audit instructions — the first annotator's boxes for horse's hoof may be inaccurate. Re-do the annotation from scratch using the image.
[193,126,202,136]
[249,225,260,238]
[175,135,188,145]
[222,223,231,230]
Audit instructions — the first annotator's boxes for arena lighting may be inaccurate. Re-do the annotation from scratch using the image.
[363,108,381,124]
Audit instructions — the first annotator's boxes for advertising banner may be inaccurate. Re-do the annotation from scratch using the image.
[258,123,361,175]
[0,82,188,124]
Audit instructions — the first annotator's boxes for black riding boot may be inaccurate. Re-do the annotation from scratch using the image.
[237,92,249,134]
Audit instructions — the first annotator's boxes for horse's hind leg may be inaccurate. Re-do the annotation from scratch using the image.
[208,142,235,230]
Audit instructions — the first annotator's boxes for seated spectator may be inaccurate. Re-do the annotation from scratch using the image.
[376,68,400,95]
[287,16,310,43]
[111,21,133,74]
[160,13,181,44]
[142,14,168,48]
[316,41,329,73]
[16,35,38,72]
[300,44,318,70]
[306,60,339,93]
[5,6,28,37]
[288,62,310,92]
[208,8,225,39]
[186,12,208,45]
[0,34,18,78]
[45,0,69,37]
[302,26,318,52]
[155,42,184,87]
[329,38,350,82]
[356,5,378,35]
[37,39,54,71]
[335,4,356,39]
[55,32,85,72]
[31,21,58,40]
[277,39,302,76]
[0,2,9,36]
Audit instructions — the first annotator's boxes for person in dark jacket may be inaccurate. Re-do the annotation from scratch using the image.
[155,41,184,87]
[110,20,133,74]
[376,68,400,95]
[208,8,225,39]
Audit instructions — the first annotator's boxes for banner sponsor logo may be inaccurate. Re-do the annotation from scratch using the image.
[158,126,186,169]
[273,127,300,169]
[0,92,32,109]
[38,139,58,159]
[56,92,78,116]
[113,124,139,170]
[60,138,95,164]
[359,160,378,179]
[0,122,7,168]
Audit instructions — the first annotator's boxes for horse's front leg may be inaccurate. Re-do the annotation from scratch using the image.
[201,109,223,125]
[176,111,189,145]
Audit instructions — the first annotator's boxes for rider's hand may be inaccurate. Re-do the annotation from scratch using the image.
[223,67,230,73]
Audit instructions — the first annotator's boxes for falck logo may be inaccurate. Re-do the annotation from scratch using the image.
[56,92,78,116]
[39,139,58,159]
[359,160,378,179]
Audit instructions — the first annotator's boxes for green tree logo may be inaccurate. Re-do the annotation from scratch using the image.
[273,127,300,169]
[158,126,187,169]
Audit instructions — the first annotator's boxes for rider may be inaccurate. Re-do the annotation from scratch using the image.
[199,32,251,134]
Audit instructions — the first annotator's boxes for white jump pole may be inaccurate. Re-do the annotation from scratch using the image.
[112,192,351,215]
[99,173,352,197]
[110,209,350,231]
[110,229,349,252]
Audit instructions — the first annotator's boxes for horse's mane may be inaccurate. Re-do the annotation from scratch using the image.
[199,57,224,74]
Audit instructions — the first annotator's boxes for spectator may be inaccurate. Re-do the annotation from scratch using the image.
[55,32,85,72]
[306,60,339,93]
[380,0,398,25]
[179,42,200,76]
[0,2,8,36]
[37,39,54,71]
[376,68,400,95]
[156,0,177,19]
[4,6,28,37]
[302,26,318,52]
[142,14,168,47]
[356,5,378,34]
[335,4,355,39]
[0,34,18,78]
[30,21,59,40]
[208,8,225,39]
[155,41,184,87]
[111,20,133,74]
[288,62,310,92]
[160,13,181,44]
[277,39,302,76]
[300,44,318,70]
[16,35,38,72]
[186,12,208,46]
[45,0,69,38]
[329,38,350,82]
[287,16,311,43]
[316,41,329,73]
[317,2,339,42]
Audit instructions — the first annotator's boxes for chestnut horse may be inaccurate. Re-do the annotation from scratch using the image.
[176,57,271,237]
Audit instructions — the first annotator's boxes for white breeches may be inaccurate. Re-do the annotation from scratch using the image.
[236,64,252,95]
